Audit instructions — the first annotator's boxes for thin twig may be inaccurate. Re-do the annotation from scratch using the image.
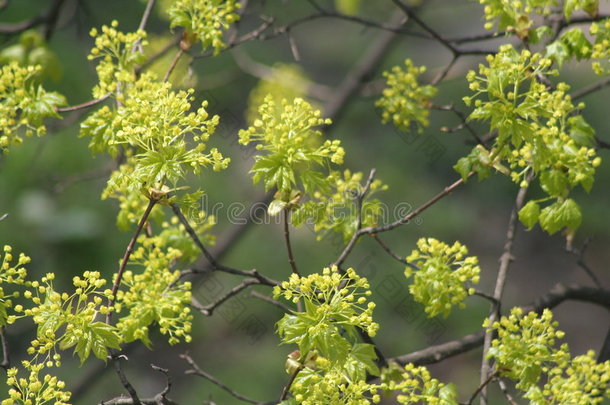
[565,238,603,288]
[390,283,610,368]
[56,93,111,113]
[0,327,9,369]
[479,182,529,405]
[113,356,141,405]
[193,278,260,316]
[163,48,185,82]
[279,364,303,402]
[334,174,472,267]
[497,379,519,405]
[181,353,264,404]
[106,198,157,324]
[468,370,499,405]
[150,364,171,398]
[171,204,279,286]
[283,209,300,276]
[247,290,293,313]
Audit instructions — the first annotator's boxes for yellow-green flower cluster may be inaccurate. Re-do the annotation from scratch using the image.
[246,63,312,124]
[275,267,380,402]
[0,245,29,326]
[107,74,228,188]
[87,21,147,98]
[21,271,119,364]
[486,308,610,403]
[0,62,65,153]
[590,18,610,75]
[380,362,457,404]
[376,59,437,133]
[462,45,600,233]
[2,363,70,405]
[115,235,192,347]
[406,238,480,318]
[275,266,378,338]
[168,0,240,54]
[290,366,379,405]
[292,170,388,243]
[477,0,555,38]
[239,96,343,195]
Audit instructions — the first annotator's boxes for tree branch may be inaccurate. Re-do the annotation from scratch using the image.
[283,209,300,276]
[181,353,267,404]
[390,283,610,367]
[192,278,260,316]
[335,174,472,267]
[479,183,529,405]
[171,204,279,286]
[106,198,157,325]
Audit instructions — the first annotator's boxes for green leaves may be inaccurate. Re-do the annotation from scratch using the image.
[519,198,582,234]
[59,321,120,364]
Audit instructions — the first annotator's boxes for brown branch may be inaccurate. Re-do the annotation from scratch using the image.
[163,48,185,82]
[192,278,260,316]
[102,364,177,405]
[181,353,266,404]
[56,93,111,113]
[480,182,529,405]
[171,203,279,286]
[113,355,141,405]
[0,327,9,369]
[106,198,157,325]
[390,284,610,367]
[247,290,293,313]
[565,238,603,288]
[335,174,472,267]
[468,370,500,405]
[279,364,303,402]
[372,234,407,265]
[283,209,300,276]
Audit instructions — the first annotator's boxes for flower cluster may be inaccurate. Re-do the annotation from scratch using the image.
[246,63,312,124]
[168,0,240,54]
[0,62,65,153]
[461,45,600,233]
[292,170,388,243]
[486,308,610,403]
[2,363,70,405]
[379,362,458,404]
[0,245,29,326]
[115,235,193,347]
[590,18,610,75]
[274,266,379,402]
[21,271,119,364]
[87,21,147,98]
[376,59,437,133]
[239,96,343,200]
[405,238,480,318]
[477,0,555,39]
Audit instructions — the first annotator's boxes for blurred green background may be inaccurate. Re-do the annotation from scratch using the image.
[1,0,609,403]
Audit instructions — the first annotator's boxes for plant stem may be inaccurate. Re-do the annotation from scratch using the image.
[283,209,300,276]
[106,197,157,324]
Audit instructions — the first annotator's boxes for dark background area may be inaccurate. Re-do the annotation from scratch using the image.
[0,0,609,403]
